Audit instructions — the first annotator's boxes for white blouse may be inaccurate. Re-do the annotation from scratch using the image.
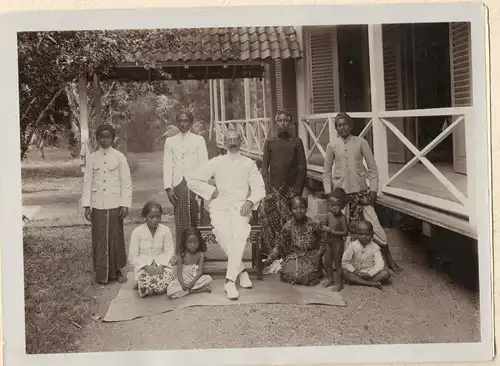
[128,223,176,280]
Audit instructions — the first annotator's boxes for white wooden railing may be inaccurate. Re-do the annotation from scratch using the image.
[215,117,272,158]
[299,107,475,225]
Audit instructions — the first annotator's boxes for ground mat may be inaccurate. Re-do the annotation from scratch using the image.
[103,272,347,322]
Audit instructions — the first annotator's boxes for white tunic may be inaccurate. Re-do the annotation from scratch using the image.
[186,152,266,212]
[163,131,209,190]
[81,147,132,209]
[128,223,176,280]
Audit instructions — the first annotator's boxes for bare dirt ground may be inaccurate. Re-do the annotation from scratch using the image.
[22,147,480,353]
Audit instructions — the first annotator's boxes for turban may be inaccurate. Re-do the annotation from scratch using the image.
[95,124,116,139]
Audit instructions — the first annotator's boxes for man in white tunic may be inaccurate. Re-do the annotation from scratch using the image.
[163,110,209,251]
[187,130,266,300]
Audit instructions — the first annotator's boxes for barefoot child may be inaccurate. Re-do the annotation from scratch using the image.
[342,220,391,289]
[323,188,349,291]
[167,227,213,299]
[82,124,132,285]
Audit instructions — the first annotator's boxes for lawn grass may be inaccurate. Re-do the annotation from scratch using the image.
[23,226,95,354]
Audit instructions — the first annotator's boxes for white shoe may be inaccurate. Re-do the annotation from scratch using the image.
[238,271,253,289]
[224,281,239,300]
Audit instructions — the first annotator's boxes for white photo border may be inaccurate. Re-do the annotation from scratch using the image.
[0,3,492,365]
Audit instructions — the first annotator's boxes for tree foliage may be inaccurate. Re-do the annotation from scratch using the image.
[18,29,199,159]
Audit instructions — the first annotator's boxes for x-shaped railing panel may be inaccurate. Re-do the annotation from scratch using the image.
[380,116,468,206]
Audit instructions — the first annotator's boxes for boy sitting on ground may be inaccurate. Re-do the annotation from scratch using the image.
[342,220,391,289]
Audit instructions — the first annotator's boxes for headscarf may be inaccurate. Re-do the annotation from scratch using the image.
[274,109,293,123]
[334,112,354,127]
[176,109,195,123]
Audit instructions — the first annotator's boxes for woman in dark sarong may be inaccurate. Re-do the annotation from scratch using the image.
[259,110,307,255]
[263,196,328,286]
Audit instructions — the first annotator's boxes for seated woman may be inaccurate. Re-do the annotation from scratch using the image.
[263,196,328,286]
[167,227,213,299]
[128,201,176,298]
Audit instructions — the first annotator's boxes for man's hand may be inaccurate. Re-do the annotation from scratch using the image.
[166,188,178,206]
[240,200,253,216]
[84,207,92,222]
[369,191,378,206]
[211,188,219,200]
[119,207,129,219]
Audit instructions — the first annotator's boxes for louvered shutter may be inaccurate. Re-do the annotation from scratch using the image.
[308,27,339,114]
[382,24,406,164]
[450,22,471,174]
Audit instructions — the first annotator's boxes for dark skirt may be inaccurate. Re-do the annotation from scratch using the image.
[173,178,202,252]
[280,249,323,286]
[258,185,294,254]
[91,207,127,284]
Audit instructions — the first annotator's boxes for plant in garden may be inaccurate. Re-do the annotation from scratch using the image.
[18,29,200,160]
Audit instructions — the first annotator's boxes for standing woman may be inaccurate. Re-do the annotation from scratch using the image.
[82,124,132,284]
[322,112,402,274]
[163,110,209,251]
[259,109,307,255]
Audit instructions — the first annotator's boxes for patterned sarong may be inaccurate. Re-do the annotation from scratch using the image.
[258,185,294,254]
[91,207,127,284]
[346,190,371,236]
[136,262,175,298]
[280,249,323,286]
[173,178,203,252]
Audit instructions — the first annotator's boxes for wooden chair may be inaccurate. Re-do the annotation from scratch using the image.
[197,211,264,280]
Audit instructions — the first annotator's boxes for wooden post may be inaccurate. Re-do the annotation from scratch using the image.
[294,26,309,154]
[262,77,267,119]
[213,80,219,123]
[219,79,226,121]
[244,78,251,150]
[78,76,89,172]
[209,80,214,141]
[93,73,102,129]
[368,24,389,190]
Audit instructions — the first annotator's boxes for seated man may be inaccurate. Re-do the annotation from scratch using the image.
[186,129,266,300]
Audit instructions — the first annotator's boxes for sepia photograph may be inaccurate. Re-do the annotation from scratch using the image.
[0,3,493,366]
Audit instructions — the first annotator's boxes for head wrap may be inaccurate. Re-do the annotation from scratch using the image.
[176,109,194,123]
[274,109,293,123]
[334,112,354,127]
[95,124,116,139]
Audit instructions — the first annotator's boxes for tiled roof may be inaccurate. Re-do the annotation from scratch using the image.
[126,26,302,64]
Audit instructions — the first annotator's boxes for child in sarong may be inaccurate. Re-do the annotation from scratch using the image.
[342,220,391,289]
[167,227,212,299]
[323,188,349,291]
[129,201,176,298]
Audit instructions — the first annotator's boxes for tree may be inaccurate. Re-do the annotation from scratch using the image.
[18,29,200,160]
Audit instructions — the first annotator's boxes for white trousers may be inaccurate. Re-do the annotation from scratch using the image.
[210,206,250,281]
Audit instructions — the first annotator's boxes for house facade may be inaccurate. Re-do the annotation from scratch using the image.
[213,23,476,238]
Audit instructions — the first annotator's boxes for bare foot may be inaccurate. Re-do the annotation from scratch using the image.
[331,283,343,292]
[392,264,404,274]
[373,281,383,290]
[323,280,334,288]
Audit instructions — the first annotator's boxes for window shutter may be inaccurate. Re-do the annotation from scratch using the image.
[382,24,406,164]
[450,22,472,106]
[308,27,339,114]
[275,59,284,110]
[382,24,403,111]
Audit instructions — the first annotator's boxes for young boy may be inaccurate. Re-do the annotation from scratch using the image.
[163,110,209,251]
[82,124,132,285]
[323,188,349,291]
[342,220,391,289]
